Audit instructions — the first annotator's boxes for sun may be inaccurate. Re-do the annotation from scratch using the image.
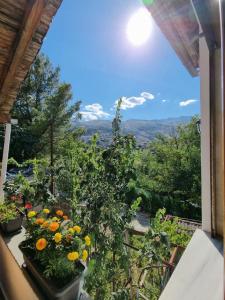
[126,7,153,47]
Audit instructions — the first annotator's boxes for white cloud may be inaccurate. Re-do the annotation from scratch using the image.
[140,92,155,100]
[80,103,110,121]
[179,99,198,107]
[80,112,99,121]
[115,91,155,110]
[162,99,167,103]
[115,96,145,110]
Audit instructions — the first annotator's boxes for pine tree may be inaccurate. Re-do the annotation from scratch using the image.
[10,54,80,161]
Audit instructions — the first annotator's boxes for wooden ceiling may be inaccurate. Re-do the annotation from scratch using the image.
[146,0,199,77]
[0,0,62,123]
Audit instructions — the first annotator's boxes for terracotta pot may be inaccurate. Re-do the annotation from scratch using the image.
[19,243,85,300]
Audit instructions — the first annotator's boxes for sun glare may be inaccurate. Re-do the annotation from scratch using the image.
[126,7,152,47]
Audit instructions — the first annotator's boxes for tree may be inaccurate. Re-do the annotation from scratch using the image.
[9,53,80,162]
[130,117,201,220]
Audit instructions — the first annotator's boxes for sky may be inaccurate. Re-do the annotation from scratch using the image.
[41,0,200,121]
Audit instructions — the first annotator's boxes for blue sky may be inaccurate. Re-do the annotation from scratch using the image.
[41,0,200,121]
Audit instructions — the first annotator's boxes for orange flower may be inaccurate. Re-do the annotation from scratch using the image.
[35,218,44,225]
[36,238,47,251]
[63,215,68,220]
[41,221,49,228]
[49,222,59,232]
[56,210,63,217]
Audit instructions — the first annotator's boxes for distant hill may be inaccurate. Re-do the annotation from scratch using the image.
[73,116,192,147]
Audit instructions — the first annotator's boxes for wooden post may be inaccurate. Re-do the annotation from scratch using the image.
[0,123,11,203]
[219,0,225,257]
[50,121,55,195]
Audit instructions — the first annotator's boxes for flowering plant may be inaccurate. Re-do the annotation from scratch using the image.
[21,208,90,284]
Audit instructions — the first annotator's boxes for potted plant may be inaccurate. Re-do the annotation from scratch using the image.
[19,208,90,300]
[0,202,24,234]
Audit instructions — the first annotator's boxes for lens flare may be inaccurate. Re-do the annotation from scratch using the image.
[126,7,153,47]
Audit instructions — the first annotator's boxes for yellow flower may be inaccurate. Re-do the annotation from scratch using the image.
[35,218,44,225]
[49,222,60,232]
[82,249,88,261]
[43,208,50,214]
[52,217,59,222]
[73,225,81,234]
[27,211,36,218]
[54,232,62,243]
[36,238,47,251]
[67,251,79,261]
[84,235,91,246]
[68,228,74,234]
[56,210,63,217]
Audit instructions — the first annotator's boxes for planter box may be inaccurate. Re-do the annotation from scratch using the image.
[19,243,85,300]
[0,214,23,235]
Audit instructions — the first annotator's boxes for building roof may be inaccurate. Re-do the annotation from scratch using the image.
[0,0,62,123]
[146,0,199,77]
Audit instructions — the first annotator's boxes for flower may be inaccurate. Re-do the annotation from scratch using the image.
[68,228,74,234]
[52,217,59,222]
[54,232,62,243]
[41,221,49,228]
[25,202,32,209]
[35,218,44,225]
[36,238,47,251]
[82,249,88,261]
[63,215,68,220]
[49,222,59,232]
[84,235,91,246]
[67,251,79,261]
[43,208,50,214]
[56,210,63,217]
[73,225,81,234]
[28,211,37,218]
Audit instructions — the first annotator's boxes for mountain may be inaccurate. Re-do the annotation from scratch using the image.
[73,116,192,147]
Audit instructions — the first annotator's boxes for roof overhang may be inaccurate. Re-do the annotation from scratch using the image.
[145,0,221,77]
[0,0,62,123]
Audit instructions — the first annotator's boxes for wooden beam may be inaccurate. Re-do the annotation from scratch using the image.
[0,113,11,124]
[191,0,217,50]
[0,0,47,105]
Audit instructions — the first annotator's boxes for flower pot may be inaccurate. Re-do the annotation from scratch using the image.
[0,214,23,235]
[19,243,85,300]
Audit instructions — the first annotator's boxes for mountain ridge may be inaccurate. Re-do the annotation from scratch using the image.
[73,116,193,147]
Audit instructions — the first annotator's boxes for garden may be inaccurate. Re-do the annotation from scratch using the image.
[0,54,200,299]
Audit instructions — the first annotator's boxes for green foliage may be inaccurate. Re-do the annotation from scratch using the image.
[4,158,54,206]
[0,203,20,223]
[150,208,191,248]
[65,105,140,298]
[8,53,80,161]
[131,117,201,220]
